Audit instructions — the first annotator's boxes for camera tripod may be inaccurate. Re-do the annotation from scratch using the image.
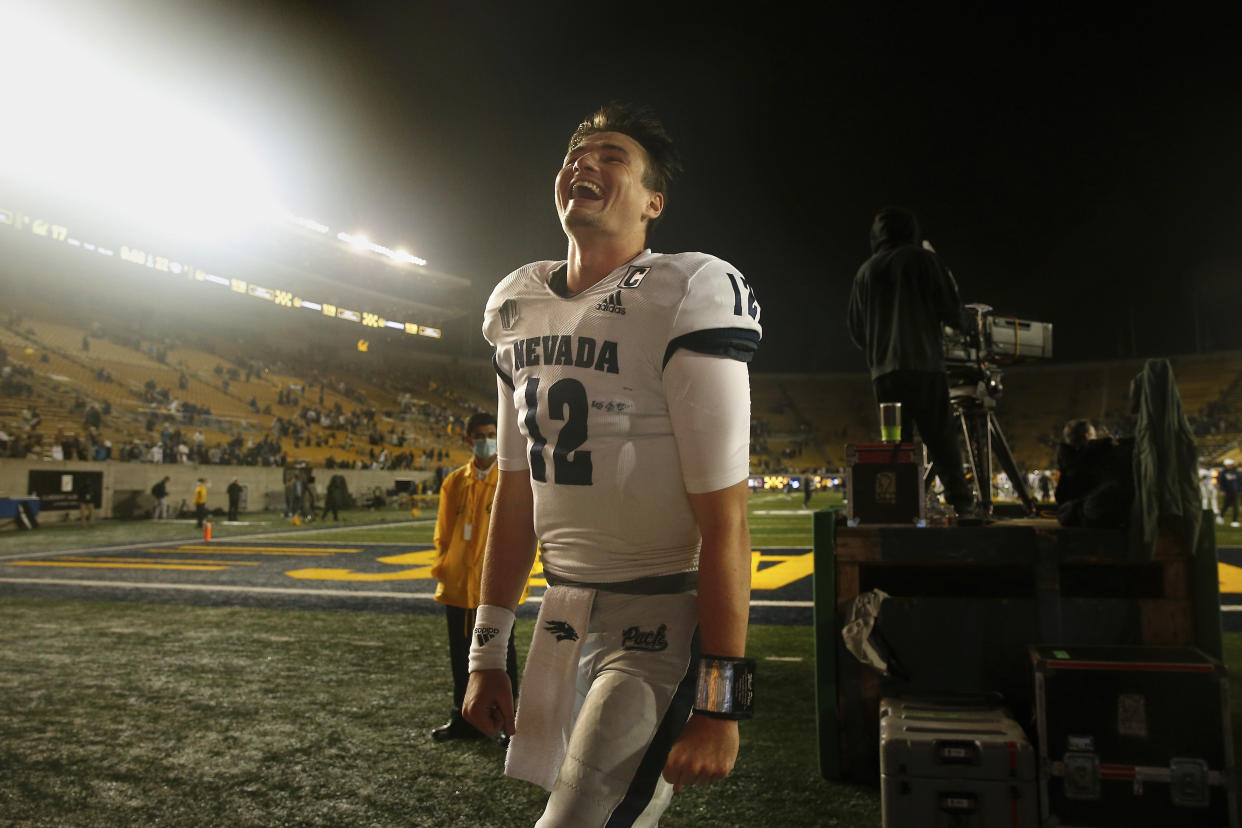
[931,377,1036,516]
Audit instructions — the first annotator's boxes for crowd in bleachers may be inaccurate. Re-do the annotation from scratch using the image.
[5,297,1242,482]
[0,301,483,476]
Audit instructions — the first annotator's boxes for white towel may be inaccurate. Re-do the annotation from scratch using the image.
[505,584,595,791]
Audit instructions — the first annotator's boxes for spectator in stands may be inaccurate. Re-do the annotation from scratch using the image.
[1219,458,1241,528]
[848,207,982,522]
[430,411,523,742]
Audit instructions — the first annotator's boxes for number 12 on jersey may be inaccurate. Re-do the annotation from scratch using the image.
[726,272,760,321]
[523,377,593,485]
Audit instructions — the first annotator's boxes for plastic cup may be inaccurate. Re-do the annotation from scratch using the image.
[880,402,902,442]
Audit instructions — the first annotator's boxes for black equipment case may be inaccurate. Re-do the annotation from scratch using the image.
[1030,645,1238,827]
[846,442,926,525]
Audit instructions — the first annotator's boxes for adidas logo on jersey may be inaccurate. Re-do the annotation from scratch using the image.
[595,290,626,314]
[474,625,500,647]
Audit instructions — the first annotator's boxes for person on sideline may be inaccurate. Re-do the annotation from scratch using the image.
[193,478,208,528]
[430,412,524,742]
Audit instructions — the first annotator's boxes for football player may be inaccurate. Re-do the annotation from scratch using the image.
[463,103,762,826]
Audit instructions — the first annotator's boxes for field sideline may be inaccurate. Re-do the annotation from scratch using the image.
[1,493,1240,826]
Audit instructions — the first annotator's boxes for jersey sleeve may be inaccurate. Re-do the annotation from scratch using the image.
[482,280,507,348]
[482,265,533,347]
[494,372,528,472]
[664,349,752,494]
[664,258,762,368]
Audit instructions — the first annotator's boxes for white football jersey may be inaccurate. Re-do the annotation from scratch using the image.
[482,250,762,583]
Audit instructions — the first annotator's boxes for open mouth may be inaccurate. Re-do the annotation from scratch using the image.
[571,181,604,201]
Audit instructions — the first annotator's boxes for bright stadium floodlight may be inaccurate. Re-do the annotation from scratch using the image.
[336,230,428,267]
[0,5,282,243]
[289,215,331,234]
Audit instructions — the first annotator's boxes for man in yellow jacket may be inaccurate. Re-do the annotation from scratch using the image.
[430,412,525,741]
[193,478,208,529]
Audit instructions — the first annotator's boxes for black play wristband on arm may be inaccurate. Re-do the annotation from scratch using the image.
[693,654,756,720]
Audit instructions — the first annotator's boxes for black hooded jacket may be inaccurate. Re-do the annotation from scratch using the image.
[847,208,962,379]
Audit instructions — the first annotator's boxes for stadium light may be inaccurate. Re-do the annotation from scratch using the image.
[289,215,330,234]
[0,5,281,243]
[336,231,428,267]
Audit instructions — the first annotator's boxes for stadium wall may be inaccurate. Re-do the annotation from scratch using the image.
[0,460,434,520]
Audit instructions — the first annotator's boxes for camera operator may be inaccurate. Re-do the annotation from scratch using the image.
[848,206,982,520]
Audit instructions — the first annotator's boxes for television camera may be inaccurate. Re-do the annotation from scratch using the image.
[939,304,1053,515]
[944,303,1054,386]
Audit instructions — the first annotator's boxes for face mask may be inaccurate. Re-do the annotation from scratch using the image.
[473,437,497,459]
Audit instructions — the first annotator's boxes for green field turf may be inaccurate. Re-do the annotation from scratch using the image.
[0,599,880,827]
[1,493,1239,826]
[3,490,1240,553]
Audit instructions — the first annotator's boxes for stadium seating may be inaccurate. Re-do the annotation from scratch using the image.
[0,300,481,472]
[4,290,1241,479]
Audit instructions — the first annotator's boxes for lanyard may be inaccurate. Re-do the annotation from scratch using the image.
[462,462,492,541]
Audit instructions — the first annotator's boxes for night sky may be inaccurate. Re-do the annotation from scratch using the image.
[18,2,1242,371]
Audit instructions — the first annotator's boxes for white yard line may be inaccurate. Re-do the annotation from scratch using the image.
[0,576,815,607]
[0,576,443,601]
[0,520,432,562]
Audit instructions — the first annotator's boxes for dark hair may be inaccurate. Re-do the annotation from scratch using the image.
[1062,418,1095,448]
[568,103,681,228]
[466,411,496,437]
[869,206,922,253]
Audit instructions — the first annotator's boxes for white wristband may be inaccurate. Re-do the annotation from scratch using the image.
[468,604,515,673]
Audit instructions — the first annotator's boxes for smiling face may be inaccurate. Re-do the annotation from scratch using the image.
[555,130,664,243]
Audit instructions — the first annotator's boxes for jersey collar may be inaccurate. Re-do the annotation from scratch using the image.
[548,250,655,299]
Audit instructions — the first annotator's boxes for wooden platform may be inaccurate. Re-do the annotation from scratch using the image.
[812,510,1225,784]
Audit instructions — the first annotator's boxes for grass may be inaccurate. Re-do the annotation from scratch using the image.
[7,491,1239,555]
[0,491,835,554]
[0,508,436,554]
[1,492,1239,826]
[0,600,874,827]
